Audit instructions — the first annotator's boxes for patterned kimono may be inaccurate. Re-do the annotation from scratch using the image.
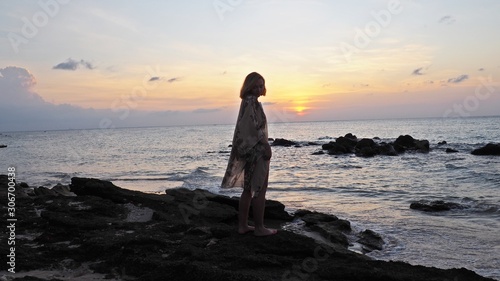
[221,95,269,198]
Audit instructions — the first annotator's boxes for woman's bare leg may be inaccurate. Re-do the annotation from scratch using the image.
[238,188,254,234]
[252,168,277,236]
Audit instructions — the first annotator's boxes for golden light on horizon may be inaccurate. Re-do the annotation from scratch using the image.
[293,105,310,116]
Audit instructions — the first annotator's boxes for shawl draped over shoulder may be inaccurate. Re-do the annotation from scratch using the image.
[221,95,269,197]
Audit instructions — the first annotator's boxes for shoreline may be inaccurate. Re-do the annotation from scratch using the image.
[0,175,496,281]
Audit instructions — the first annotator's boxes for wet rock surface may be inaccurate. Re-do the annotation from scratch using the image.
[410,200,466,212]
[0,176,494,281]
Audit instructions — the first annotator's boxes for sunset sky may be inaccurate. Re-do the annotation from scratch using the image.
[1,0,499,131]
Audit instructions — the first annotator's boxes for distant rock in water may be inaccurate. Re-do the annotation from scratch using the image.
[394,135,430,153]
[357,229,385,253]
[410,200,465,212]
[0,144,6,148]
[471,143,500,156]
[318,134,430,157]
[355,138,378,157]
[271,138,297,147]
[446,148,459,153]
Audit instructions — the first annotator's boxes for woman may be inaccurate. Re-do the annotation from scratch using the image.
[221,72,277,236]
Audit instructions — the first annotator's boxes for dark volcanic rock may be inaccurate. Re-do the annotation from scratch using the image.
[415,139,430,152]
[323,135,359,155]
[325,142,351,155]
[357,229,385,253]
[344,133,357,140]
[446,148,459,153]
[394,134,415,148]
[272,138,297,147]
[393,135,430,153]
[336,136,358,151]
[295,210,351,248]
[0,176,494,281]
[355,138,379,157]
[410,200,465,212]
[319,134,430,157]
[379,143,398,156]
[471,143,500,156]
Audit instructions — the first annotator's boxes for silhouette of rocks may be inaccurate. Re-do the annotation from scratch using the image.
[410,200,465,212]
[0,176,494,281]
[394,135,430,153]
[379,143,398,156]
[471,143,500,156]
[357,229,385,253]
[355,138,379,157]
[317,134,431,157]
[271,138,297,147]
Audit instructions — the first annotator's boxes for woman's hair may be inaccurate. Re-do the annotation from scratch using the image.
[240,72,266,99]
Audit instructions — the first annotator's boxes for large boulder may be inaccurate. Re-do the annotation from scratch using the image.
[336,135,358,152]
[271,138,297,147]
[294,210,351,247]
[393,135,430,153]
[410,200,465,212]
[379,143,398,156]
[325,142,351,155]
[355,138,379,157]
[357,229,385,253]
[394,134,415,148]
[471,143,500,156]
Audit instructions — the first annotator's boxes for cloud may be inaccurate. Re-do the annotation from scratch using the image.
[0,66,229,131]
[167,77,180,83]
[447,74,469,84]
[0,66,44,106]
[262,102,276,106]
[192,108,222,114]
[412,67,424,76]
[53,58,96,71]
[439,15,456,24]
[148,76,181,83]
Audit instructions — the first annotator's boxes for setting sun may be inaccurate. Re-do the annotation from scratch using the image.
[293,106,309,116]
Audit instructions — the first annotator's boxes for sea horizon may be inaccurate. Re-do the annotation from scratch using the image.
[2,114,500,134]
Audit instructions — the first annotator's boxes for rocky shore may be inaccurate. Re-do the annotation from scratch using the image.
[272,133,500,157]
[0,176,495,281]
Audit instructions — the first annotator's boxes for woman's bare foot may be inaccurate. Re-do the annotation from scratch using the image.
[254,227,277,237]
[238,225,255,234]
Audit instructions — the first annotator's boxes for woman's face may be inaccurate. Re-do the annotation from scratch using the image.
[251,78,265,96]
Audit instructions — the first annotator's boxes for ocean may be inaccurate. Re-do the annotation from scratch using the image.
[1,116,499,280]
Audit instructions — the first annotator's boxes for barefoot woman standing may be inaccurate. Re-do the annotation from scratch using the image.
[221,72,277,237]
